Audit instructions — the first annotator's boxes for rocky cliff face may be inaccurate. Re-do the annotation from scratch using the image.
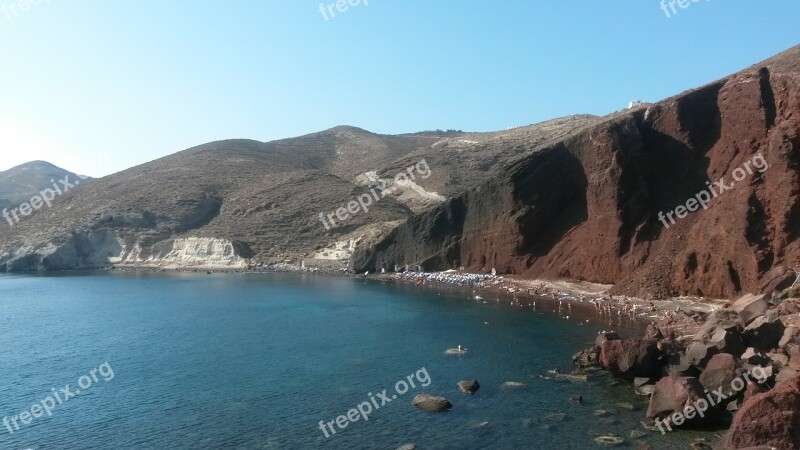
[353,46,800,299]
[0,233,248,270]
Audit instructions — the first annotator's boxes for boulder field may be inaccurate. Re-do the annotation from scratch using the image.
[572,287,800,449]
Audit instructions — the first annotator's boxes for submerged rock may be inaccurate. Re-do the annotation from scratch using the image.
[411,394,452,412]
[629,429,647,439]
[616,402,636,411]
[594,435,624,446]
[444,348,468,355]
[572,346,601,369]
[634,377,657,396]
[501,381,526,389]
[457,379,480,394]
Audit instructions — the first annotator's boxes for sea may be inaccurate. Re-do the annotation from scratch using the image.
[0,271,719,449]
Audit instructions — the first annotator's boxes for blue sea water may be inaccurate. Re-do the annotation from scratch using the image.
[0,271,716,449]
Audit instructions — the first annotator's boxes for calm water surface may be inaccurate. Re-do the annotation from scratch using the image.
[0,271,716,449]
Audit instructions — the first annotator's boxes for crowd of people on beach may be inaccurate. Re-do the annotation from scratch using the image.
[394,271,501,288]
[388,269,686,325]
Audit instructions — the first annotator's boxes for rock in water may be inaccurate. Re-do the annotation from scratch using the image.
[411,394,452,412]
[457,379,480,394]
[444,348,467,355]
[634,377,657,396]
[594,435,624,446]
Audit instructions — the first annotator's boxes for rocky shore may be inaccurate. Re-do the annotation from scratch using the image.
[572,285,800,449]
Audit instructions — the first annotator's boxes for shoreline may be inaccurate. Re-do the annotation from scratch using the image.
[107,264,730,321]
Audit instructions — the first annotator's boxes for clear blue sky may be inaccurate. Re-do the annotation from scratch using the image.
[0,0,797,177]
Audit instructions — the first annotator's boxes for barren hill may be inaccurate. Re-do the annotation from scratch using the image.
[0,116,598,271]
[0,161,92,213]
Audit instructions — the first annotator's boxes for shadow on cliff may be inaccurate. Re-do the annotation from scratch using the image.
[512,145,589,260]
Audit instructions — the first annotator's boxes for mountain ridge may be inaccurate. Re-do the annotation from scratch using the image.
[2,45,799,300]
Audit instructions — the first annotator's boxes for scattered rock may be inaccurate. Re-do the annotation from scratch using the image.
[594,435,624,446]
[645,376,718,427]
[778,301,800,317]
[767,351,790,368]
[616,402,636,411]
[572,346,601,369]
[411,394,452,412]
[689,439,712,450]
[643,324,663,340]
[759,266,797,295]
[634,377,657,396]
[629,429,647,439]
[788,344,800,369]
[703,326,745,355]
[656,312,702,339]
[457,379,480,394]
[600,339,662,379]
[695,309,742,340]
[741,347,772,366]
[776,366,798,384]
[596,331,621,346]
[732,294,768,326]
[698,353,739,398]
[779,325,800,347]
[664,352,701,377]
[684,341,719,368]
[742,315,786,351]
[444,348,467,355]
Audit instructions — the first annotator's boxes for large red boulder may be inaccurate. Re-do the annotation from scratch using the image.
[656,312,703,340]
[599,339,662,379]
[722,373,800,449]
[646,376,719,429]
[699,353,740,398]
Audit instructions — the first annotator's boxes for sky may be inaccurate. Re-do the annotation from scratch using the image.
[0,1,798,177]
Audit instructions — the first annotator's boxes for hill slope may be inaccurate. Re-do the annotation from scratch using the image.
[0,161,92,213]
[0,116,599,271]
[353,45,800,299]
